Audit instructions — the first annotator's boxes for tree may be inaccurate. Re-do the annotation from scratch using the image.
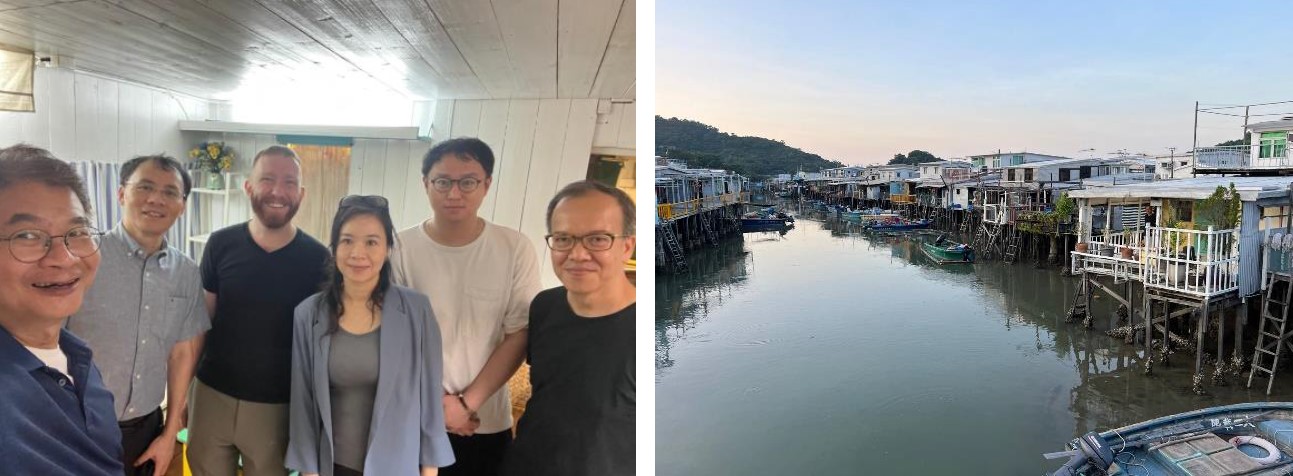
[1215,138,1250,147]
[887,149,941,165]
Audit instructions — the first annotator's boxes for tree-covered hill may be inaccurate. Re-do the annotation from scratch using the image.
[655,116,845,178]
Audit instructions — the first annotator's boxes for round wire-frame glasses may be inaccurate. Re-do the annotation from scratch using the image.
[0,226,104,263]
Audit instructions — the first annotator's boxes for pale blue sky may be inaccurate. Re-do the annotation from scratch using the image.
[658,1,1293,165]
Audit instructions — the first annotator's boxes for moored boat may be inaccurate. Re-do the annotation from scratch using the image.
[921,236,974,264]
[741,207,795,232]
[1046,402,1293,475]
[864,218,932,231]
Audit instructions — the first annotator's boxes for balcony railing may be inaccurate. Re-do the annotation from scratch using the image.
[1070,226,1238,297]
[1194,144,1291,169]
[656,192,747,221]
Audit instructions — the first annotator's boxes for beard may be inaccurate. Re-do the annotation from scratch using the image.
[251,193,301,229]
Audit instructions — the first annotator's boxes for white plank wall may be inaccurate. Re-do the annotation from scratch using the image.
[0,67,218,163]
[19,93,636,287]
[346,97,632,287]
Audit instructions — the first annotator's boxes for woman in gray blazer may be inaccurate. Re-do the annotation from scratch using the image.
[287,196,455,476]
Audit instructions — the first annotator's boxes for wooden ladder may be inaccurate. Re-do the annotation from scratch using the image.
[1249,273,1293,394]
[1003,229,1021,263]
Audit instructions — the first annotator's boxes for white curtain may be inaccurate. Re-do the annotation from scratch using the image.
[71,161,190,255]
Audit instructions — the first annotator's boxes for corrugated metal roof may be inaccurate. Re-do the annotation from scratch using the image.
[1067,176,1293,201]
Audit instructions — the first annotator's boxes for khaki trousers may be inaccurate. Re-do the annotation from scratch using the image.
[186,380,289,476]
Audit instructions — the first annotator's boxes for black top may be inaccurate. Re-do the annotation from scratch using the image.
[198,222,329,403]
[504,287,635,476]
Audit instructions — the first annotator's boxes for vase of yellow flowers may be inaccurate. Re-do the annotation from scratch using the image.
[189,141,235,190]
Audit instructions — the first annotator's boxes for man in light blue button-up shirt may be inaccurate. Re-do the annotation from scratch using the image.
[68,155,210,476]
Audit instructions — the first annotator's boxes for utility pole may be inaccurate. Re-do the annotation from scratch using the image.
[1192,101,1199,178]
[1168,147,1176,179]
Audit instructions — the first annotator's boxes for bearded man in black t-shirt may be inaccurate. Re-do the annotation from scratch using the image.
[188,146,330,476]
[503,180,637,476]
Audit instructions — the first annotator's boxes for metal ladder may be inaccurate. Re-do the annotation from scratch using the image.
[699,213,719,247]
[658,222,688,273]
[1249,273,1293,394]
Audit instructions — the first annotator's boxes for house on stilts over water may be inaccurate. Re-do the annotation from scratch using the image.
[1066,116,1293,393]
[654,158,751,273]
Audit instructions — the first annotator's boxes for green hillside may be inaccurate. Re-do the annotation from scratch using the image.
[655,116,845,179]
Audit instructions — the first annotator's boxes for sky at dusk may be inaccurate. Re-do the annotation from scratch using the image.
[657,1,1293,165]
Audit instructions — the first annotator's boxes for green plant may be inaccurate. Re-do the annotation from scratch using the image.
[1194,183,1241,230]
[1162,218,1186,252]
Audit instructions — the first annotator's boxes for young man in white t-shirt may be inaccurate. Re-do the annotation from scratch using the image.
[391,137,541,476]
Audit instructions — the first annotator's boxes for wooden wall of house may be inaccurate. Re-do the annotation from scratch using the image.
[0,67,222,162]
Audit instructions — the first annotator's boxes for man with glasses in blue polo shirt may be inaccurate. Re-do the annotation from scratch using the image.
[68,154,210,476]
[0,144,122,475]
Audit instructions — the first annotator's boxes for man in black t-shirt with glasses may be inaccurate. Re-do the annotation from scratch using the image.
[187,145,329,476]
[503,181,636,476]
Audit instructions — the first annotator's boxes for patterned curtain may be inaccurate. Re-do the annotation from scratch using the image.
[286,144,352,242]
[71,161,191,257]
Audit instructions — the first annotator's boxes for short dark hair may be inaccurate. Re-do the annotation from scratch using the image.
[252,145,300,168]
[545,180,636,235]
[0,144,93,215]
[120,154,193,198]
[421,137,495,177]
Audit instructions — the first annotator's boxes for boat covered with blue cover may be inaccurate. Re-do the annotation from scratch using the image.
[1046,402,1293,475]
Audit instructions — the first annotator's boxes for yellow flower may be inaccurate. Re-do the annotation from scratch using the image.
[207,144,220,159]
[189,148,199,158]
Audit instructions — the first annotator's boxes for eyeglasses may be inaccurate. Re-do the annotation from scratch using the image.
[544,233,628,252]
[0,226,104,263]
[428,177,483,193]
[126,182,185,202]
[338,195,389,210]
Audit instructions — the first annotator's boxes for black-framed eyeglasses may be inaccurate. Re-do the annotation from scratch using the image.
[429,177,483,193]
[338,195,389,210]
[544,233,628,252]
[0,226,104,263]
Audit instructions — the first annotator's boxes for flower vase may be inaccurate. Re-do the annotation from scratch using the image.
[205,172,224,190]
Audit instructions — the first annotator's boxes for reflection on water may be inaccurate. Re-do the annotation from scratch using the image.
[655,215,1290,475]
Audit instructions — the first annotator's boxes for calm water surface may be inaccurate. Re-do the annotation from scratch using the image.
[656,208,1291,475]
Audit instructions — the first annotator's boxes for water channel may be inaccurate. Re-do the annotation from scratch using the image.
[655,206,1292,475]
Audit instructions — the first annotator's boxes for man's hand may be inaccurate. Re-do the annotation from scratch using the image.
[442,393,480,436]
[134,432,177,476]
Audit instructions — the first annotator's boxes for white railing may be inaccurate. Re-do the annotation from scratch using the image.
[1194,145,1291,169]
[1071,226,1239,297]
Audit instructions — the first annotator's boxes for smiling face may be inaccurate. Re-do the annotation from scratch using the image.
[548,192,635,297]
[0,182,100,324]
[335,213,389,288]
[245,153,304,229]
[119,159,186,240]
[423,154,491,224]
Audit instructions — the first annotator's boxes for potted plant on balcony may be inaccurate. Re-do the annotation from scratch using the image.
[1192,183,1241,260]
[1156,218,1188,284]
[1120,228,1135,259]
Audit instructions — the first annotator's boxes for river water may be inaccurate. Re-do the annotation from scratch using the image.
[655,206,1290,475]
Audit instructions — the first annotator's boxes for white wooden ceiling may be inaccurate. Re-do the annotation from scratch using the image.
[0,0,635,101]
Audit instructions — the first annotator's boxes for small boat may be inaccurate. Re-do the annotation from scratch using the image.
[864,218,932,231]
[741,207,795,232]
[1046,402,1293,475]
[921,236,974,264]
[842,207,900,222]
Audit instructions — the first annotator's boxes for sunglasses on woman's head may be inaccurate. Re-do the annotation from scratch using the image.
[338,195,389,210]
